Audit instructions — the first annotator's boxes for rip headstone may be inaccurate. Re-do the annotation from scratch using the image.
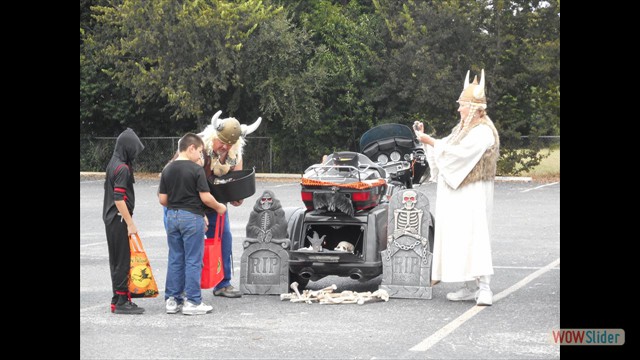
[379,189,433,299]
[240,190,291,295]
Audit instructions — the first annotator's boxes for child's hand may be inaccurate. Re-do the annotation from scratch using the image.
[216,203,227,215]
[127,223,138,235]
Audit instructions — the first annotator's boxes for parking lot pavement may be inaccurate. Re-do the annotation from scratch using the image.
[81,178,559,359]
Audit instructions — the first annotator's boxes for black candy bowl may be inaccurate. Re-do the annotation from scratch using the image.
[208,168,256,203]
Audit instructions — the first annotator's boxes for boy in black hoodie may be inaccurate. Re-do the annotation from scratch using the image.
[102,128,145,314]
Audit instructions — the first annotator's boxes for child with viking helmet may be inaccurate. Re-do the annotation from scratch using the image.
[414,69,500,306]
[197,110,261,298]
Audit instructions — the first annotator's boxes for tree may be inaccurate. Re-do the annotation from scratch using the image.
[81,0,185,137]
[87,0,283,120]
[81,0,560,174]
[486,0,560,174]
[293,0,383,153]
[371,0,559,175]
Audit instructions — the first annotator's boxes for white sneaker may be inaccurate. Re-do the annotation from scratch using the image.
[166,297,182,314]
[475,289,493,306]
[182,301,213,315]
[446,286,477,301]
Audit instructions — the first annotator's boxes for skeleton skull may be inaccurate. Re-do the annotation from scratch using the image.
[260,194,273,210]
[402,190,417,210]
[334,241,355,253]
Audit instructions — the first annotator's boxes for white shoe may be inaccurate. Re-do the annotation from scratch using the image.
[476,275,492,306]
[446,286,477,301]
[475,289,493,306]
[182,301,213,315]
[166,297,182,314]
[446,280,479,301]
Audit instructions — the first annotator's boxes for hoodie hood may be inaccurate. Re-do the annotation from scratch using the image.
[113,128,144,165]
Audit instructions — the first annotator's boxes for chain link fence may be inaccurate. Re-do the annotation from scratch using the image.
[80,136,558,173]
[80,136,273,173]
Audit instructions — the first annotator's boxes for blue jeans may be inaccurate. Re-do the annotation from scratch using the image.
[165,209,205,304]
[163,206,168,231]
[205,211,232,290]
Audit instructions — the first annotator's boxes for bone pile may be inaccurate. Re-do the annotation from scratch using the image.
[281,282,389,305]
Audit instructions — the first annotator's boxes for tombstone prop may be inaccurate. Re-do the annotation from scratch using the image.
[240,190,291,294]
[379,189,433,299]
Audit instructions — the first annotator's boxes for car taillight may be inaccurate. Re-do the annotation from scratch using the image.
[351,191,371,201]
[301,191,313,201]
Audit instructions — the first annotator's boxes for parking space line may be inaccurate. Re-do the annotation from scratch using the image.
[409,258,560,352]
[272,183,299,188]
[521,182,559,193]
[494,265,559,270]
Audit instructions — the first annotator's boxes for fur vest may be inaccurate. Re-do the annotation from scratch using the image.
[449,117,500,188]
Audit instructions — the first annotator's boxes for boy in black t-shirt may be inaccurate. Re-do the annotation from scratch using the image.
[103,128,145,314]
[158,133,226,315]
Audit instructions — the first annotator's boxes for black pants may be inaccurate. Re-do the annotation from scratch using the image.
[104,216,130,294]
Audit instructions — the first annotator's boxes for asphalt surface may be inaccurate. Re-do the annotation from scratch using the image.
[80,177,560,359]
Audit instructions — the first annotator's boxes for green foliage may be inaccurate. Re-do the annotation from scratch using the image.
[79,137,114,171]
[297,0,383,153]
[239,8,329,172]
[87,0,282,119]
[81,0,560,175]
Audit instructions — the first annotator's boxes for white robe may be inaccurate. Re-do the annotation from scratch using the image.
[428,124,495,282]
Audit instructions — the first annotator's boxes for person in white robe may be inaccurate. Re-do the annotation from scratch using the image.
[413,69,500,306]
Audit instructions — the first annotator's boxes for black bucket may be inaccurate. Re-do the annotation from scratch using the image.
[208,168,256,203]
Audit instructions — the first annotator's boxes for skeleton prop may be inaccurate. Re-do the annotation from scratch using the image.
[280,282,389,305]
[386,190,431,264]
[244,190,290,249]
[306,231,326,252]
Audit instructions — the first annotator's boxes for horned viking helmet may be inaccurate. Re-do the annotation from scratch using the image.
[458,69,486,106]
[206,110,262,145]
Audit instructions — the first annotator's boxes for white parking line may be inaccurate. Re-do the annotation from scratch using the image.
[494,265,559,270]
[409,258,560,352]
[521,182,559,193]
[272,183,299,188]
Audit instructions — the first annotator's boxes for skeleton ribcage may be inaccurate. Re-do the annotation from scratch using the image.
[396,211,421,234]
[259,211,274,230]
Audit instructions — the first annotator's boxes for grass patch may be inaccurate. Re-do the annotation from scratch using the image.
[522,148,560,182]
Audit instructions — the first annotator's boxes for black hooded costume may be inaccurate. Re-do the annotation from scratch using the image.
[102,128,144,306]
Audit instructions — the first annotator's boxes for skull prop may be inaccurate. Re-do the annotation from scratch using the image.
[334,241,355,253]
[260,193,274,210]
[402,190,417,210]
